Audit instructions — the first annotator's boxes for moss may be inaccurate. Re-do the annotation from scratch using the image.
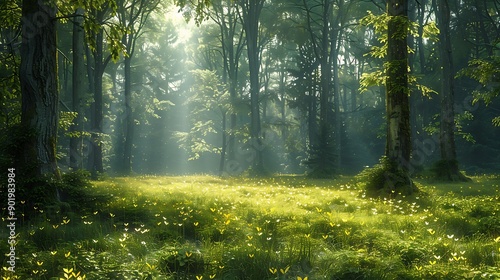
[431,159,471,182]
[358,156,418,197]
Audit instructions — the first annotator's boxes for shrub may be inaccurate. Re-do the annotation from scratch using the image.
[358,156,417,197]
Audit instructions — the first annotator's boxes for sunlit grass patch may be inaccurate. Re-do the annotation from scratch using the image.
[2,175,499,279]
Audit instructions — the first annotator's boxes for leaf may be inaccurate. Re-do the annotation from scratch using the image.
[423,21,440,40]
[492,116,500,127]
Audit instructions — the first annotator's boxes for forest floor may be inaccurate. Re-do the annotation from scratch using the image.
[2,174,500,279]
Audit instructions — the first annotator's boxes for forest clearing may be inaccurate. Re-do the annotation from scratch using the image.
[1,174,499,279]
[1,0,500,278]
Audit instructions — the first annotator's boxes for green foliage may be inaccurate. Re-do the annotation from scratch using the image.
[175,69,229,160]
[175,0,211,25]
[357,156,417,197]
[158,246,205,276]
[304,125,337,178]
[0,1,21,27]
[59,111,78,132]
[57,170,112,210]
[2,175,500,279]
[424,112,475,144]
[359,11,439,97]
[0,125,21,169]
[458,56,500,126]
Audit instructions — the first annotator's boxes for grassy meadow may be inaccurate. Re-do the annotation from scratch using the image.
[2,174,500,279]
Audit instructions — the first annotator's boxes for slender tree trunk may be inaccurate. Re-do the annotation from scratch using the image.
[70,8,85,170]
[219,113,227,175]
[330,17,341,171]
[214,2,243,163]
[385,0,413,194]
[308,71,318,149]
[279,69,287,143]
[228,79,237,161]
[123,56,134,174]
[91,27,104,178]
[435,0,470,181]
[19,0,60,178]
[319,1,331,129]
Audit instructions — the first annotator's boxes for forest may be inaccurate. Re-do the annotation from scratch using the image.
[0,0,499,279]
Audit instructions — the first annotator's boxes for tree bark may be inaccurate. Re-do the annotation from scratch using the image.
[330,7,342,171]
[435,0,470,181]
[91,25,105,178]
[20,0,60,178]
[241,0,265,174]
[385,0,413,193]
[122,56,134,174]
[219,112,227,175]
[70,8,85,170]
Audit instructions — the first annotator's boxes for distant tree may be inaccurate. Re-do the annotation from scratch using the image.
[239,0,267,175]
[84,1,125,178]
[298,0,336,177]
[209,0,246,165]
[433,0,470,181]
[175,69,230,174]
[69,8,85,171]
[137,18,182,174]
[116,0,161,174]
[176,0,268,175]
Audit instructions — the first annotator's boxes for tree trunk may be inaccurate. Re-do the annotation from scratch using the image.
[241,0,265,175]
[219,113,227,175]
[19,0,60,178]
[70,8,85,170]
[330,15,342,171]
[318,0,331,129]
[308,71,318,149]
[123,56,134,174]
[91,27,104,178]
[435,0,470,181]
[385,0,413,194]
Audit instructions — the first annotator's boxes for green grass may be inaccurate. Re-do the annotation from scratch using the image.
[2,175,500,279]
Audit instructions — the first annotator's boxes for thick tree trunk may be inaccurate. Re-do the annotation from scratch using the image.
[385,0,413,193]
[436,0,470,181]
[20,0,60,178]
[70,9,85,170]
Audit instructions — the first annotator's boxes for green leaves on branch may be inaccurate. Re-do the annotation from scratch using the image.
[175,121,220,161]
[424,112,475,143]
[175,69,229,160]
[57,0,126,62]
[175,0,212,25]
[359,11,439,59]
[458,56,500,126]
[358,11,439,97]
[0,1,21,28]
[59,112,91,138]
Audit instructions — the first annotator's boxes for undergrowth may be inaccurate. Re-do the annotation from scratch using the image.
[1,175,499,279]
